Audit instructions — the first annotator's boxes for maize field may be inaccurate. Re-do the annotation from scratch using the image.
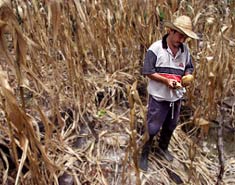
[0,0,234,184]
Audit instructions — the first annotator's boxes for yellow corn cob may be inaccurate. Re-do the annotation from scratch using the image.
[182,74,194,86]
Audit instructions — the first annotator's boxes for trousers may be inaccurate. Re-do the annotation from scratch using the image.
[147,95,181,149]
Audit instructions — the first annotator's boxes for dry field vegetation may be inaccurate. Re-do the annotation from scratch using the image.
[0,0,234,184]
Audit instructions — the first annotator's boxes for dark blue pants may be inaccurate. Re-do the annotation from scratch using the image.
[147,95,181,149]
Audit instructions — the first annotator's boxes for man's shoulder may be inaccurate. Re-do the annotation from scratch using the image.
[148,40,163,52]
[182,43,190,52]
[149,39,162,47]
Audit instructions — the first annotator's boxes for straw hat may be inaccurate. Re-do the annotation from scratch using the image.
[164,15,199,39]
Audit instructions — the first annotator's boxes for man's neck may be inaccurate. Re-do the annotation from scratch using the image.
[166,37,179,57]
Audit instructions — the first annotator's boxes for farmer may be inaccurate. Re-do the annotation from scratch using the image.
[139,15,199,171]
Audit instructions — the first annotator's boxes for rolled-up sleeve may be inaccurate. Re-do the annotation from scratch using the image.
[141,50,157,75]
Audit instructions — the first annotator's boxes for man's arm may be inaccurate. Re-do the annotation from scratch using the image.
[142,50,178,89]
[184,51,194,75]
[147,73,178,89]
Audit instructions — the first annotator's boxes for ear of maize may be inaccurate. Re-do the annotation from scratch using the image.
[182,75,194,85]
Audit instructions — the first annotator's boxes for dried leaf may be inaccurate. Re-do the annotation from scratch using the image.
[47,0,61,44]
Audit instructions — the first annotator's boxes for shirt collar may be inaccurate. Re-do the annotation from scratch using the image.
[162,34,184,52]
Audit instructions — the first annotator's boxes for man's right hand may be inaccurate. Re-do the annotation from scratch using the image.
[167,79,182,89]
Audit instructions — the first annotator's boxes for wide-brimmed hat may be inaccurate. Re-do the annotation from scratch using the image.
[164,15,199,39]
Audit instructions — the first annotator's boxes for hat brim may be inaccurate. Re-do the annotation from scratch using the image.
[164,22,199,40]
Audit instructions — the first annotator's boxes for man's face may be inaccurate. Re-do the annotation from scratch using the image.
[170,30,188,48]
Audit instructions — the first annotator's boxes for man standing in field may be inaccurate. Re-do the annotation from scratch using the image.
[139,15,198,171]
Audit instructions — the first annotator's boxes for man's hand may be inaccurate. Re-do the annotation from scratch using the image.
[167,79,182,89]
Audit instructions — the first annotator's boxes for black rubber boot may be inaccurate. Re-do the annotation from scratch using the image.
[158,128,173,150]
[156,147,174,162]
[158,129,174,162]
[139,136,154,171]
